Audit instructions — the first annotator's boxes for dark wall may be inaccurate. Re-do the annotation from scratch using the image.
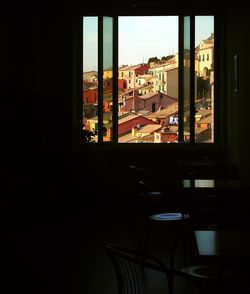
[1,0,250,209]
[1,2,250,294]
[223,4,250,179]
[1,1,73,221]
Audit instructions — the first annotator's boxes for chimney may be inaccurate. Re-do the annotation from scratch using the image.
[132,126,138,137]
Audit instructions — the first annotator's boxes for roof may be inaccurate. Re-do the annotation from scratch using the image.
[138,92,156,99]
[195,109,211,117]
[196,114,212,124]
[137,85,153,91]
[139,91,171,100]
[87,112,112,123]
[136,133,155,143]
[118,133,137,143]
[119,64,148,71]
[137,124,162,133]
[118,113,139,124]
[195,33,214,51]
[147,102,178,119]
[195,127,209,135]
[137,110,152,116]
[156,125,178,133]
[83,70,98,75]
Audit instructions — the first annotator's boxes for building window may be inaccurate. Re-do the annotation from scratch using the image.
[82,15,216,144]
[152,102,156,112]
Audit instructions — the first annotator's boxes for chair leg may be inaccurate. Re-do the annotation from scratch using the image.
[168,274,174,294]
[137,216,152,256]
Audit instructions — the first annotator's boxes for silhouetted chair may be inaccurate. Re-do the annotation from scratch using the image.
[129,164,190,255]
[169,217,250,294]
[177,161,239,180]
[180,164,241,225]
[105,243,204,294]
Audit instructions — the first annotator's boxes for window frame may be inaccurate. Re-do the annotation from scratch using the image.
[74,5,227,157]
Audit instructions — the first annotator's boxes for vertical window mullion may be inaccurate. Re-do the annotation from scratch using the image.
[98,16,104,143]
[214,14,218,144]
[178,15,184,142]
[112,16,118,142]
[190,14,195,144]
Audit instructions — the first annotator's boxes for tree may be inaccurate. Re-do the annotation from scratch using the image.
[161,55,175,62]
[147,57,159,64]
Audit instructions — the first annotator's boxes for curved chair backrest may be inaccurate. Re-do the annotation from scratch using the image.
[105,243,203,294]
[129,164,180,190]
[129,164,182,209]
[169,214,240,272]
[183,164,239,180]
[169,215,250,294]
[105,243,169,294]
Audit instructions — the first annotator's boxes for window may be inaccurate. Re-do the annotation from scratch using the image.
[82,15,217,144]
[152,102,156,112]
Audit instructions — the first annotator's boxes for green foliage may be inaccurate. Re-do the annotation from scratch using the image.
[148,54,175,65]
[82,129,98,143]
[147,56,159,64]
[82,127,107,143]
[161,55,175,61]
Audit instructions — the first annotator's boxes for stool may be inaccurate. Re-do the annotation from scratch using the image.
[137,195,190,257]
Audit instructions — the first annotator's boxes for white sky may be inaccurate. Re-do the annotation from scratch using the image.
[118,16,178,66]
[83,16,214,72]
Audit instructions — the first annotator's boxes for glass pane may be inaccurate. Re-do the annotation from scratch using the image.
[183,16,190,142]
[195,16,214,143]
[82,17,98,142]
[103,17,113,142]
[118,16,178,143]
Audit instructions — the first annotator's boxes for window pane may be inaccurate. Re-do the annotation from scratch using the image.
[183,16,191,142]
[103,16,113,142]
[195,16,214,143]
[81,15,216,145]
[82,17,98,142]
[118,16,178,143]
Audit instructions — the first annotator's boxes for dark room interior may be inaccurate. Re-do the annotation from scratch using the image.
[2,0,250,293]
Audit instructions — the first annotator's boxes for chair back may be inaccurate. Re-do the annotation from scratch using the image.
[169,217,250,294]
[129,164,183,212]
[180,163,239,180]
[105,243,204,294]
[105,243,170,294]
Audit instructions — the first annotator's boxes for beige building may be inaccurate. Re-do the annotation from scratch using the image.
[103,68,113,79]
[148,60,178,99]
[196,33,214,79]
[118,64,149,89]
[83,71,98,82]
